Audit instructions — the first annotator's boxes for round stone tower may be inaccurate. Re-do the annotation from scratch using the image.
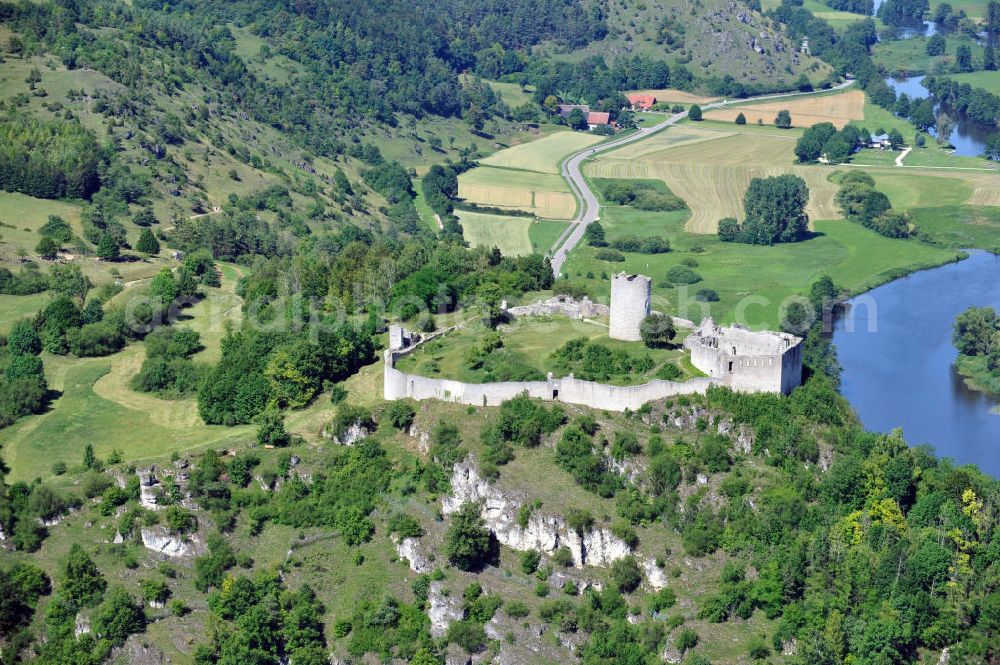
[609,273,651,341]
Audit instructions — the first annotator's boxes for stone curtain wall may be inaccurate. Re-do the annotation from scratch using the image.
[505,296,609,320]
[384,349,718,411]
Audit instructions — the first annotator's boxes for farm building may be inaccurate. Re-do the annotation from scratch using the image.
[626,94,656,111]
[868,133,891,149]
[587,111,610,129]
[557,104,589,118]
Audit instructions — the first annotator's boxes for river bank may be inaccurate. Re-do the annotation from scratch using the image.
[833,250,1000,476]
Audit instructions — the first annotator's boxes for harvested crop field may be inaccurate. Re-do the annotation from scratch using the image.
[457,210,534,256]
[704,89,865,128]
[586,126,841,232]
[458,166,579,219]
[478,130,602,174]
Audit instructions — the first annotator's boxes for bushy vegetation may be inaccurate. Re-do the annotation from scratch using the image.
[601,181,686,212]
[551,337,655,381]
[131,327,204,398]
[952,305,1000,394]
[834,171,911,238]
[0,112,101,199]
[795,122,868,164]
[717,174,810,245]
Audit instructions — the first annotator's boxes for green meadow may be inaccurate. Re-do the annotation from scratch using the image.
[562,196,960,329]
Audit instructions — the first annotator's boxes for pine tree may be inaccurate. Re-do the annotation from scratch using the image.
[35,235,58,259]
[96,233,120,261]
[985,42,997,71]
[136,228,160,255]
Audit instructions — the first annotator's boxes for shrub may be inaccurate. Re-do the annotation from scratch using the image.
[610,235,671,254]
[388,513,424,539]
[640,313,676,348]
[611,556,643,593]
[383,401,415,430]
[447,620,487,653]
[7,320,41,355]
[445,503,494,571]
[675,627,699,652]
[520,550,541,574]
[93,587,145,646]
[506,600,530,618]
[695,289,719,302]
[664,266,702,285]
[36,235,58,259]
[657,362,682,380]
[552,546,575,568]
[256,405,290,447]
[164,506,197,534]
[331,403,375,440]
[594,248,625,262]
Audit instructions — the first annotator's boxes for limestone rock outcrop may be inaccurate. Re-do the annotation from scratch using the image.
[394,535,433,573]
[428,581,463,638]
[141,526,205,558]
[444,459,632,568]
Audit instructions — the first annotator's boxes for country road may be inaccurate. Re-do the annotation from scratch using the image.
[548,80,857,277]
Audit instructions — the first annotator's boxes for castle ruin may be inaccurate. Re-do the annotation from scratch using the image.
[684,318,803,395]
[609,273,651,341]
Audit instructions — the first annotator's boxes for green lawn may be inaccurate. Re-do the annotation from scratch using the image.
[872,35,984,75]
[635,112,671,128]
[934,70,1000,96]
[0,292,51,334]
[457,210,534,256]
[412,180,442,233]
[909,205,1000,250]
[529,220,570,254]
[395,318,694,385]
[478,130,603,174]
[900,146,999,169]
[0,356,253,481]
[475,77,535,108]
[872,173,973,209]
[562,196,960,328]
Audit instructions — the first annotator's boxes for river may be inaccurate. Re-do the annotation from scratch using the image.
[872,0,936,37]
[832,251,1000,476]
[884,74,992,157]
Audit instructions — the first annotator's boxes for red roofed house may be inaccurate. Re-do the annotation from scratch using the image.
[586,111,610,129]
[626,94,656,111]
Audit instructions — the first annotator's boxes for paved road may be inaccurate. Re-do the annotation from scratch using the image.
[548,80,856,277]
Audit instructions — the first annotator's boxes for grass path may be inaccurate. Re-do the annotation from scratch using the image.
[0,262,250,480]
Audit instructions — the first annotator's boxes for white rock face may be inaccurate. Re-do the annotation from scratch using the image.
[141,527,204,558]
[444,460,632,568]
[662,637,682,664]
[408,424,431,454]
[334,423,370,446]
[428,581,463,638]
[643,558,669,590]
[394,536,433,573]
[75,613,91,637]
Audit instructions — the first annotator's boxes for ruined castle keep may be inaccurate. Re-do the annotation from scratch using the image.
[684,318,803,395]
[383,275,803,412]
[609,273,651,341]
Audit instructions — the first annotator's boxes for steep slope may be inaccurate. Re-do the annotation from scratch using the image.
[548,0,833,89]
